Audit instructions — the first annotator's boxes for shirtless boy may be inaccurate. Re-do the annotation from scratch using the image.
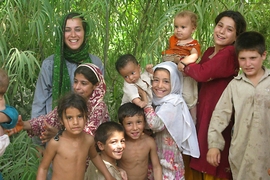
[36,93,114,180]
[117,102,162,180]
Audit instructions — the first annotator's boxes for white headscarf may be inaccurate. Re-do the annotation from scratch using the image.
[152,61,200,158]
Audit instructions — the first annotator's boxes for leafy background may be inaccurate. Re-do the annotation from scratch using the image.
[0,0,269,179]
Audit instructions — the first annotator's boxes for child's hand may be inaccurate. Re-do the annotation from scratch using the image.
[145,64,154,74]
[133,85,151,108]
[177,62,185,72]
[206,148,221,167]
[137,87,148,102]
[173,55,182,64]
[118,167,128,180]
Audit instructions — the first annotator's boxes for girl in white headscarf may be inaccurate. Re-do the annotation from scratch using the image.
[142,61,199,180]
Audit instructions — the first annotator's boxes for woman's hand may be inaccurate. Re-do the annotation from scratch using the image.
[40,120,58,143]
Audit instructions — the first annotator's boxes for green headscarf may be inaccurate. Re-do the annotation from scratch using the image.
[52,12,92,108]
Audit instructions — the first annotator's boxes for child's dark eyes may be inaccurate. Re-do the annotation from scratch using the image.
[111,139,125,144]
[66,116,72,120]
[174,25,186,29]
[164,80,170,83]
[137,121,143,124]
[65,115,84,120]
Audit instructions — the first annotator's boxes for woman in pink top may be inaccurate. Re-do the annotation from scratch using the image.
[23,63,109,140]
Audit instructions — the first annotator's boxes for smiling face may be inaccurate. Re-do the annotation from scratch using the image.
[238,50,266,79]
[122,114,145,140]
[73,73,97,99]
[64,18,85,50]
[213,16,237,49]
[152,69,171,98]
[97,131,125,164]
[61,107,86,135]
[118,61,141,84]
[174,16,195,41]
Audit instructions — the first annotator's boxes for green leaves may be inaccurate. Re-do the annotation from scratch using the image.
[0,132,40,179]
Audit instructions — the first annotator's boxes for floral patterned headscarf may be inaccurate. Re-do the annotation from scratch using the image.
[75,63,109,135]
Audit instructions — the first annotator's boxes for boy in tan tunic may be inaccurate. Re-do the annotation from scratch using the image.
[85,121,127,180]
[207,31,270,179]
[117,102,162,180]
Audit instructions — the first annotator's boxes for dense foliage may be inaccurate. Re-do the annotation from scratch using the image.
[0,0,269,179]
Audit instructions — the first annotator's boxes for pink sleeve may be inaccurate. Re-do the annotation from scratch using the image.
[144,106,165,132]
[84,101,109,136]
[27,108,61,137]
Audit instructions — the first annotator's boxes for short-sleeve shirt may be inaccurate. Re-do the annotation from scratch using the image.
[0,105,19,129]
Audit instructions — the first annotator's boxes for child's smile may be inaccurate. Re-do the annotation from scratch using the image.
[123,115,145,140]
[152,69,171,98]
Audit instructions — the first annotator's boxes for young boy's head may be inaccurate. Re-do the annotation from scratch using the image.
[235,31,267,78]
[0,68,9,95]
[235,31,266,56]
[174,10,197,40]
[118,102,145,140]
[57,92,88,131]
[115,54,141,84]
[95,121,125,161]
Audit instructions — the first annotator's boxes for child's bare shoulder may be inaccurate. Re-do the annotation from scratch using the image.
[83,132,95,145]
[142,133,154,140]
[46,135,61,150]
[142,133,156,147]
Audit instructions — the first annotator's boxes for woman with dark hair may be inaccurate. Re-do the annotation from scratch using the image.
[179,10,247,180]
[27,14,105,168]
[31,12,104,121]
[24,63,109,138]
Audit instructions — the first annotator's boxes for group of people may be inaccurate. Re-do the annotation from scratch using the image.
[0,8,269,180]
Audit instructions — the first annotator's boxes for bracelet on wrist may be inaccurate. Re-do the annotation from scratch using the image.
[180,61,187,67]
